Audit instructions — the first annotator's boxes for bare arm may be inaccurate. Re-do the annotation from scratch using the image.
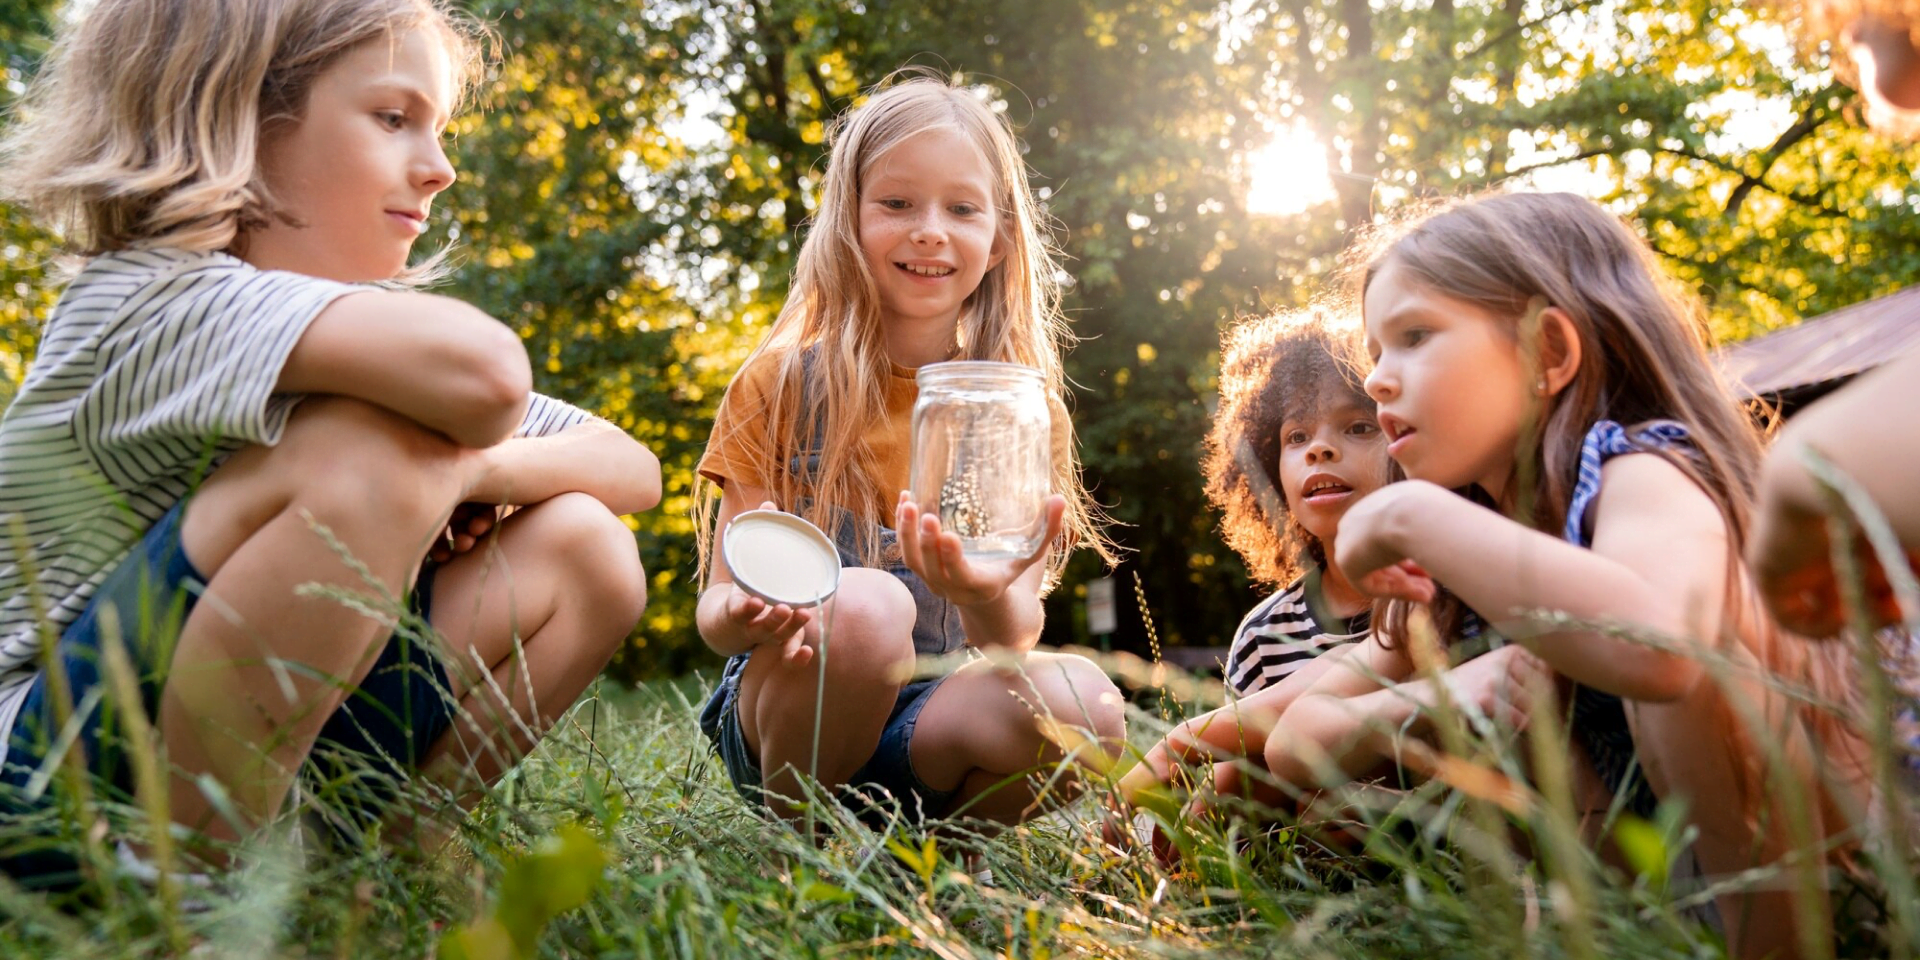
[1338,458,1731,702]
[1264,635,1421,789]
[276,290,532,448]
[468,419,660,516]
[1269,639,1546,790]
[1118,645,1355,805]
[1751,348,1920,637]
[694,481,815,659]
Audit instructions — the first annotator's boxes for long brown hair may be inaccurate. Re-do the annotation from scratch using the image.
[1348,192,1767,650]
[696,71,1114,586]
[1,0,485,259]
[1348,192,1862,820]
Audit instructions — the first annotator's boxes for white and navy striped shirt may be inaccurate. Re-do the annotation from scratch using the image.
[1224,567,1370,696]
[0,249,592,758]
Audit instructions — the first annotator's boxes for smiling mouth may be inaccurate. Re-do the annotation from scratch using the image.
[896,262,955,278]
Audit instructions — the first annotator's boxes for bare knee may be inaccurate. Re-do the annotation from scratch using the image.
[519,492,647,635]
[810,568,916,686]
[1026,654,1126,743]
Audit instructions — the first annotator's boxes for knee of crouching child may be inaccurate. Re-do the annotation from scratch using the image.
[281,397,467,527]
[1039,655,1126,743]
[543,492,648,629]
[817,568,918,682]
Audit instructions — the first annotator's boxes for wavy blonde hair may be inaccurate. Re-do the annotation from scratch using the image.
[0,0,485,259]
[698,71,1114,587]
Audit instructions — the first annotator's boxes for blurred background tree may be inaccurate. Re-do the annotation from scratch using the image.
[4,0,1914,678]
[0,0,60,411]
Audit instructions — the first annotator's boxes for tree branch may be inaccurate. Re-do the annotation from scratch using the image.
[1473,147,1617,186]
[1655,145,1849,219]
[1461,0,1607,61]
[800,53,837,119]
[1725,82,1854,217]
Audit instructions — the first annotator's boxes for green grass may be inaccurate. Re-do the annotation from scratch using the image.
[4,665,1909,960]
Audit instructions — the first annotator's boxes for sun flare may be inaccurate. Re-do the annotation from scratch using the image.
[1245,125,1338,217]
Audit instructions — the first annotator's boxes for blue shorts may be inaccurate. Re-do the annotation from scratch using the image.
[0,501,455,882]
[700,653,961,826]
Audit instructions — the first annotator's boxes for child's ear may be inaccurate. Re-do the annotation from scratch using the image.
[987,222,1009,272]
[1537,306,1582,397]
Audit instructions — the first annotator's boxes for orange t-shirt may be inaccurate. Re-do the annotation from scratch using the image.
[697,349,1073,526]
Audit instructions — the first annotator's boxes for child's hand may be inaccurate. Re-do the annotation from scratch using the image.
[1335,483,1438,603]
[1435,645,1549,729]
[721,586,815,665]
[429,502,500,563]
[719,500,816,664]
[1751,499,1912,639]
[895,492,1067,607]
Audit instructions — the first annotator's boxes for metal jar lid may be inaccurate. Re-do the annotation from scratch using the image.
[722,509,841,607]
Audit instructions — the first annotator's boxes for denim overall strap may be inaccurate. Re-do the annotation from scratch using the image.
[1562,418,1694,820]
[791,348,966,657]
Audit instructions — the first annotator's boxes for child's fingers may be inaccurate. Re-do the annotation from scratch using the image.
[932,519,969,583]
[1041,494,1067,544]
[896,494,926,571]
[780,628,813,665]
[728,587,769,624]
[1391,561,1436,601]
[466,512,495,538]
[908,509,943,574]
[1004,495,1068,578]
[1358,563,1434,602]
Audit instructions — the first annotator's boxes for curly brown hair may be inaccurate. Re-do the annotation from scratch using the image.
[1203,303,1370,589]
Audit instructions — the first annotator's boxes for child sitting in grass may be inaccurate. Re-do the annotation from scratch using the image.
[1114,304,1388,832]
[0,0,660,885]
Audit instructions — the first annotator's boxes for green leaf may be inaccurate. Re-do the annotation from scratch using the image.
[1611,814,1672,890]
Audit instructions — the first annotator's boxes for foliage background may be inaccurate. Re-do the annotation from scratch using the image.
[4,0,1916,679]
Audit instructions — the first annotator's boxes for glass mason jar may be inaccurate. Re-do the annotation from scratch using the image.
[909,361,1052,560]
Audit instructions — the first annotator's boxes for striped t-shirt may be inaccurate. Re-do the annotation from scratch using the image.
[1224,566,1371,696]
[0,248,593,762]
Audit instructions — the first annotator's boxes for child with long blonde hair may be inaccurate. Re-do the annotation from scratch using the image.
[0,0,659,883]
[1264,192,1867,958]
[694,74,1122,825]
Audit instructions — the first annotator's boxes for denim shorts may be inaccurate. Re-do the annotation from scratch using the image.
[0,501,455,882]
[700,652,961,825]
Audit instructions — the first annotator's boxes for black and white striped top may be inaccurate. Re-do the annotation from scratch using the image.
[1224,567,1371,696]
[0,249,593,755]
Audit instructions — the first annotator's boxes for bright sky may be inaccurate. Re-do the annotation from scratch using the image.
[1242,9,1816,215]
